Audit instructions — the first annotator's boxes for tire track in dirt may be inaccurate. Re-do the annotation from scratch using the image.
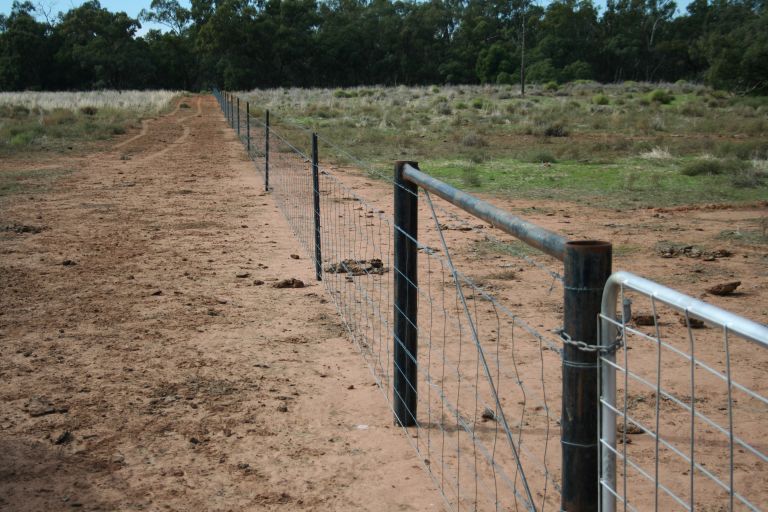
[0,95,439,512]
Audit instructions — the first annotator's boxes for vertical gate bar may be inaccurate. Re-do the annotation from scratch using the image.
[599,282,621,512]
[265,110,270,191]
[562,240,612,512]
[246,102,250,154]
[312,133,322,281]
[393,161,419,427]
[236,97,240,138]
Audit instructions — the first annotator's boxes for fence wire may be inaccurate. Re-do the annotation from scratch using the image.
[599,273,768,512]
[214,90,575,511]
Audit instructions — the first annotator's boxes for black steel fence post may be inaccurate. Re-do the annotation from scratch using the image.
[230,95,234,128]
[236,97,240,138]
[265,110,270,191]
[393,161,419,427]
[312,133,322,281]
[561,240,612,512]
[246,102,250,154]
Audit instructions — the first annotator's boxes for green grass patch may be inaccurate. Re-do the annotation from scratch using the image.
[419,156,768,207]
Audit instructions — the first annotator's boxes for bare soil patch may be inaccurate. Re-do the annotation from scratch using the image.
[0,97,440,511]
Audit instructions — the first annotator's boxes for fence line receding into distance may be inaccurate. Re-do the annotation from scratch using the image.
[213,90,768,512]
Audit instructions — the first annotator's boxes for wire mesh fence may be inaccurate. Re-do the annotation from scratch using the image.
[213,90,768,512]
[599,272,768,512]
[214,89,573,511]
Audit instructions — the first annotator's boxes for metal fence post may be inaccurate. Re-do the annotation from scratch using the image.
[236,97,240,138]
[393,161,419,427]
[246,101,250,154]
[312,133,322,281]
[265,110,270,191]
[561,240,612,512]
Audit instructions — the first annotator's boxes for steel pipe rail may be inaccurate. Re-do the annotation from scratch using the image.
[402,163,568,260]
[601,270,768,348]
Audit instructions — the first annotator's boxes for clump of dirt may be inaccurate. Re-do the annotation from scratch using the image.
[633,312,659,326]
[273,278,305,288]
[655,241,733,260]
[325,258,387,276]
[2,224,44,234]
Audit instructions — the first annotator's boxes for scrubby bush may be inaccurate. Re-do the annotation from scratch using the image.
[681,158,748,176]
[471,98,486,109]
[542,121,569,137]
[647,89,675,104]
[529,150,557,163]
[461,165,483,187]
[461,132,488,147]
[731,167,767,188]
[592,94,610,105]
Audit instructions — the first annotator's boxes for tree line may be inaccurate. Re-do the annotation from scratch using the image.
[1,0,766,93]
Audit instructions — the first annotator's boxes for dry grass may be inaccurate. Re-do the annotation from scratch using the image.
[0,90,183,155]
[0,90,180,114]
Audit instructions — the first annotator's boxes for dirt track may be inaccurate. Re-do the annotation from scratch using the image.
[0,96,440,511]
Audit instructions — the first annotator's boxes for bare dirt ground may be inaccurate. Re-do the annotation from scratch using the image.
[0,96,441,511]
[1,95,766,512]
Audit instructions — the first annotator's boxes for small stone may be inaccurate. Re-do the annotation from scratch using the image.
[253,280,264,286]
[216,297,229,304]
[277,403,288,413]
[151,290,163,296]
[236,271,251,278]
[112,452,125,464]
[62,259,77,266]
[706,281,741,296]
[189,437,200,445]
[481,407,496,421]
[290,254,300,260]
